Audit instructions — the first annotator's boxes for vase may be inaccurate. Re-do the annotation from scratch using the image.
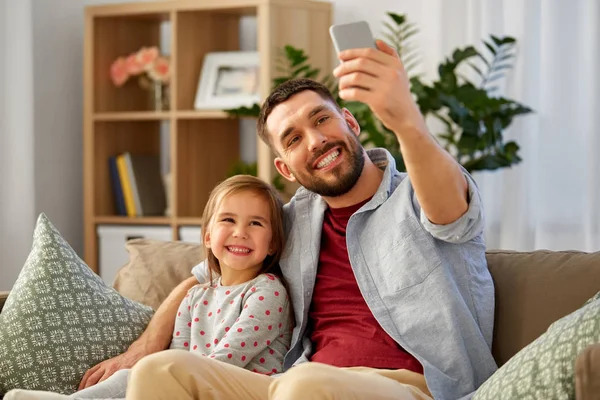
[150,81,169,111]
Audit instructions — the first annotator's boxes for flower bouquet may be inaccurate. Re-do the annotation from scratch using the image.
[110,46,171,110]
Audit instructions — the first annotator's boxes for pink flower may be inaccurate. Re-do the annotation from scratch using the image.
[125,53,143,75]
[135,46,159,70]
[148,56,171,83]
[110,57,129,87]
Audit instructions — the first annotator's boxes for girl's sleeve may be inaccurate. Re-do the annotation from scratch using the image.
[207,278,289,368]
[169,287,195,350]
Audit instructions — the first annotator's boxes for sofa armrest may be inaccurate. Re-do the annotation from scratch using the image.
[0,291,9,313]
[575,343,600,400]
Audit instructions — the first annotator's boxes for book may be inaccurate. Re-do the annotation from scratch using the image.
[123,152,143,216]
[108,156,127,216]
[116,154,137,217]
[126,153,166,216]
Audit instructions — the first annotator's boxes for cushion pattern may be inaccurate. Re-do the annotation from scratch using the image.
[0,214,154,395]
[474,291,600,400]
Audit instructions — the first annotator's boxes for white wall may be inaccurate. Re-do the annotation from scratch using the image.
[0,0,35,291]
[31,0,85,267]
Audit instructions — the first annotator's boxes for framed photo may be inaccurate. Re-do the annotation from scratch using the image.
[194,51,260,110]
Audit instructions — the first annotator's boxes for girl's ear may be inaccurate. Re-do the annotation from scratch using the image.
[204,230,211,249]
[268,240,277,256]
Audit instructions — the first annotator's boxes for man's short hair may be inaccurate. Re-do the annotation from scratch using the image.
[256,78,340,149]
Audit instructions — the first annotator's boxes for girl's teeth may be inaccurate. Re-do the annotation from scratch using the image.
[228,246,250,254]
[317,151,339,169]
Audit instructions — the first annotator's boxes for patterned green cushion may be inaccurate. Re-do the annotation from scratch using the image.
[0,214,154,396]
[474,291,600,400]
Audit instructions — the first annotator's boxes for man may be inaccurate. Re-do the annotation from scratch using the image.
[85,40,498,400]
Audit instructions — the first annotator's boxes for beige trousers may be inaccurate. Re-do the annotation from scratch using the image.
[125,350,433,400]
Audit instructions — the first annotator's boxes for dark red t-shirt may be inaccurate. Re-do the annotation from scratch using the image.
[308,199,423,373]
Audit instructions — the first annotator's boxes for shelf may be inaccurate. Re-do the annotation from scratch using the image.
[94,111,172,121]
[176,218,203,226]
[92,111,254,121]
[95,216,172,225]
[175,110,230,119]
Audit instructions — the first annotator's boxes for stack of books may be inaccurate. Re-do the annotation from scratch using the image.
[108,152,167,217]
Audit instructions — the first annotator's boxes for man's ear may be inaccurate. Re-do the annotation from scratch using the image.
[274,158,296,183]
[342,108,361,137]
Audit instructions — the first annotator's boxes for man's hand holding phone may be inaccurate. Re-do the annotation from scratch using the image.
[329,21,426,138]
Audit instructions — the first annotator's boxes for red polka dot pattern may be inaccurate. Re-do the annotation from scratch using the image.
[171,273,291,374]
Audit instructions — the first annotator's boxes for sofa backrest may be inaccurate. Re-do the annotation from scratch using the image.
[486,250,600,366]
[113,241,600,367]
[0,291,8,313]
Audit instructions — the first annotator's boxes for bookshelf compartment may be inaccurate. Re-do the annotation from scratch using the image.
[84,0,333,273]
[175,119,240,218]
[93,13,172,113]
[175,9,255,111]
[94,121,162,217]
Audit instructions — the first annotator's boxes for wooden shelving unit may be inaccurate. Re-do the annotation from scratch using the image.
[83,0,333,273]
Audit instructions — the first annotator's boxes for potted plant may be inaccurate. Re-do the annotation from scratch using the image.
[227,13,533,174]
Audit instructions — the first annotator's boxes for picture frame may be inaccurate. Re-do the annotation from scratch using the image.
[194,51,260,110]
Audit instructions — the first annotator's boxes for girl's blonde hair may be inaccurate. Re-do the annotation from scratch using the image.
[201,174,285,283]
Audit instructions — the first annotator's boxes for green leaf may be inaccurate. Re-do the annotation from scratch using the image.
[305,69,320,79]
[503,141,520,157]
[468,62,485,78]
[292,64,311,77]
[382,33,401,48]
[387,12,406,26]
[462,154,513,172]
[272,175,285,191]
[284,45,308,67]
[476,53,491,68]
[497,53,516,62]
[227,161,258,177]
[404,60,420,75]
[451,46,479,64]
[490,34,503,46]
[399,22,417,35]
[483,41,497,56]
[273,77,289,88]
[383,21,400,35]
[400,27,419,41]
[402,51,419,65]
[485,73,506,83]
[491,63,514,73]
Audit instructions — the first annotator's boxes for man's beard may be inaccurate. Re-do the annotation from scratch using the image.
[292,131,365,197]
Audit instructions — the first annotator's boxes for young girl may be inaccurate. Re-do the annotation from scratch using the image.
[5,175,292,400]
[168,174,292,375]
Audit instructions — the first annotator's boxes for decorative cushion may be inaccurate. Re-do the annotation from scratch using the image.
[474,291,600,399]
[113,239,203,310]
[0,214,154,396]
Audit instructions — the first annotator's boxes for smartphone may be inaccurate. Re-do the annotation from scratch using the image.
[329,21,376,53]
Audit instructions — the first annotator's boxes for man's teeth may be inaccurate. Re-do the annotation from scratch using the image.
[228,246,250,254]
[317,150,339,169]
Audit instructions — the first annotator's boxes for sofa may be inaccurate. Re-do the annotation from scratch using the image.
[1,240,599,398]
